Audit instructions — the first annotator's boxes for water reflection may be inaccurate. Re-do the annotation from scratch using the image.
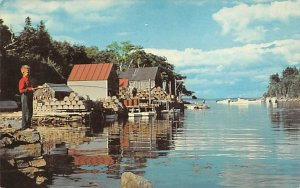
[28,102,300,187]
[38,115,183,186]
[269,101,300,137]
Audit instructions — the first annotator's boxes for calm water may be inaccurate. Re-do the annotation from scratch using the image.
[40,101,300,188]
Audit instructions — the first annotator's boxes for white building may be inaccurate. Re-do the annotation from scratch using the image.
[67,63,119,100]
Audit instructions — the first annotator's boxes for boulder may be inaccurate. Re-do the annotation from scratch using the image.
[121,172,152,188]
[14,129,40,144]
[0,143,42,159]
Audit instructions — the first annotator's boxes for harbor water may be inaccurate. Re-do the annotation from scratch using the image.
[39,101,300,187]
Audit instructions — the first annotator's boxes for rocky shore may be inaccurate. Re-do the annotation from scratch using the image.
[0,124,48,187]
[0,121,153,188]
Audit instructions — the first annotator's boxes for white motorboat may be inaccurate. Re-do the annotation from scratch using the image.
[141,111,155,116]
[186,104,210,110]
[128,112,142,117]
[105,113,118,120]
[216,99,231,104]
[230,98,262,105]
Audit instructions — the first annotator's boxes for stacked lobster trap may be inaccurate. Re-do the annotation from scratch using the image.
[119,86,171,101]
[101,96,122,111]
[33,83,92,113]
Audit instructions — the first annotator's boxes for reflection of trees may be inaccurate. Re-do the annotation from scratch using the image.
[39,115,185,185]
[44,154,74,184]
[104,117,183,175]
[108,118,174,154]
[269,102,300,137]
[38,126,87,154]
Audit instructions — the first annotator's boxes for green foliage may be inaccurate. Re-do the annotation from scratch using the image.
[0,17,92,99]
[266,66,300,98]
[104,41,193,96]
[106,41,142,71]
[0,17,193,99]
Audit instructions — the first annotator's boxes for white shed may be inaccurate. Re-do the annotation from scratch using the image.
[67,63,118,100]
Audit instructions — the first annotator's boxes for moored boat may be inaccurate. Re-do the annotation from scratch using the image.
[141,111,155,116]
[216,99,231,104]
[128,108,142,117]
[105,113,118,120]
[230,98,262,105]
[103,108,118,120]
[186,103,210,110]
[128,112,142,117]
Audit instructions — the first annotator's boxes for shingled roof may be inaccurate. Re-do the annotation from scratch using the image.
[119,67,159,81]
[68,63,113,81]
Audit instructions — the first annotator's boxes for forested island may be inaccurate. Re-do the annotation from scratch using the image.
[265,67,300,99]
[0,17,193,100]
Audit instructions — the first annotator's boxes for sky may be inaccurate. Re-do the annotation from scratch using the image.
[1,0,300,99]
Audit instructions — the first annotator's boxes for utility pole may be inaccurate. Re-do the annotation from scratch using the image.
[148,79,151,105]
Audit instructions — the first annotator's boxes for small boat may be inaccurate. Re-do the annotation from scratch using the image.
[230,98,262,105]
[105,113,118,120]
[141,111,155,116]
[186,104,210,110]
[128,112,142,117]
[216,99,231,104]
[128,108,142,117]
[161,108,181,114]
[103,108,118,120]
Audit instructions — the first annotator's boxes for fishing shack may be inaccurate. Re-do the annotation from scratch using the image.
[67,63,119,101]
[119,66,163,93]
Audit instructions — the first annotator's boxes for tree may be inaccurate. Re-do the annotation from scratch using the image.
[1,17,194,99]
[36,20,52,57]
[0,19,19,99]
[283,66,298,78]
[270,73,280,83]
[0,19,16,54]
[266,67,300,98]
[106,41,142,71]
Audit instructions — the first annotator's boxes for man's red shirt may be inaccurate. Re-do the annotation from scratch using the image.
[19,76,33,94]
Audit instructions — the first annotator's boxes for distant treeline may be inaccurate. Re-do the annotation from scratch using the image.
[0,17,193,100]
[265,67,300,98]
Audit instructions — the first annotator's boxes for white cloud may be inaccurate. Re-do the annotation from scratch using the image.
[52,35,85,45]
[145,39,300,68]
[0,0,134,32]
[146,39,300,97]
[213,0,300,43]
[185,78,236,86]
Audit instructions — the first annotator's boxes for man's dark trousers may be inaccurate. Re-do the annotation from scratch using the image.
[21,92,33,128]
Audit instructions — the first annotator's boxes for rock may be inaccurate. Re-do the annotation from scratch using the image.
[121,172,152,188]
[29,158,46,167]
[19,166,44,175]
[14,129,40,144]
[0,136,14,147]
[36,175,47,185]
[15,159,30,168]
[0,143,42,159]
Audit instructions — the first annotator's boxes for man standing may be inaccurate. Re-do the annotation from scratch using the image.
[19,65,34,129]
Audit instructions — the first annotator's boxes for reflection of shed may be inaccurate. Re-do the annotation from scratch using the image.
[72,155,114,166]
[67,63,119,100]
[34,83,73,101]
[119,67,162,91]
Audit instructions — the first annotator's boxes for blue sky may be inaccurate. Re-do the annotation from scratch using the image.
[1,0,300,98]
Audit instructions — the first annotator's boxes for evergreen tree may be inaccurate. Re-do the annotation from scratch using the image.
[266,66,300,98]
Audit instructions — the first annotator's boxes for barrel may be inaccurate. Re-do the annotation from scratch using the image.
[123,99,128,106]
[128,99,133,106]
[133,99,139,106]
